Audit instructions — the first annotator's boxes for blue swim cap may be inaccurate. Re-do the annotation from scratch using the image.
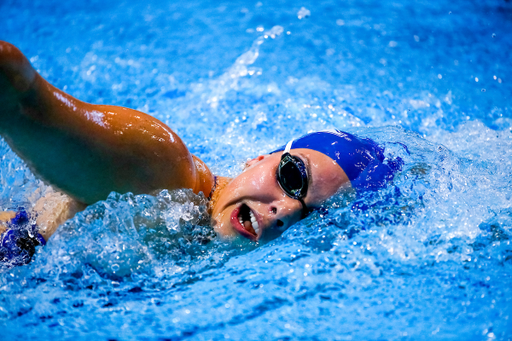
[273,130,402,191]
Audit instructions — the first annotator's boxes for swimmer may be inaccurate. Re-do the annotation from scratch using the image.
[0,41,401,265]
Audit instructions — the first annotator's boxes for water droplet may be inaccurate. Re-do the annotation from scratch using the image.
[297,7,311,19]
[481,89,486,92]
[492,33,496,38]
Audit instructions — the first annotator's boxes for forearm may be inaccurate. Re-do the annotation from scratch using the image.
[0,189,85,242]
[33,189,86,240]
[0,211,16,235]
[0,41,212,204]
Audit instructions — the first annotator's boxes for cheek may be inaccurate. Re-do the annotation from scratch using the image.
[312,168,348,201]
[211,205,236,238]
[320,172,344,189]
[239,165,275,192]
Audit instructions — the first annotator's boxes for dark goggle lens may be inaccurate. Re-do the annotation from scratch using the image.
[278,154,308,199]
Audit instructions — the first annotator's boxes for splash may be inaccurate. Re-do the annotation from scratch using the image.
[1,0,511,339]
[205,25,284,109]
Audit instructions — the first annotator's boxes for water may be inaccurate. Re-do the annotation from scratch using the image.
[1,0,511,339]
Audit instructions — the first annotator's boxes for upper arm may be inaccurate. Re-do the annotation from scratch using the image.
[0,41,211,204]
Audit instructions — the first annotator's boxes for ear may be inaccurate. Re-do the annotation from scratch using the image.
[243,155,266,170]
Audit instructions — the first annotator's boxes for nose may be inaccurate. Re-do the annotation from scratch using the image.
[259,197,303,242]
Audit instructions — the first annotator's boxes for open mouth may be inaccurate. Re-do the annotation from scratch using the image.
[230,203,260,241]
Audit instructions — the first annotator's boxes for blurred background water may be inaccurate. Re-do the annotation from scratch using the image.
[0,0,511,339]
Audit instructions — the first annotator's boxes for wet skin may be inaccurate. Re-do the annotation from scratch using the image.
[0,41,214,205]
[210,149,351,243]
[0,41,351,243]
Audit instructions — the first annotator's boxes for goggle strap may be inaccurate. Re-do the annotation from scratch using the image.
[284,140,294,154]
[299,198,309,219]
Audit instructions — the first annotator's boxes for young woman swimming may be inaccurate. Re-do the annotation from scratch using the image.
[0,41,400,265]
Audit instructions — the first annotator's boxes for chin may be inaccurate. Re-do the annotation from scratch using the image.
[211,212,235,238]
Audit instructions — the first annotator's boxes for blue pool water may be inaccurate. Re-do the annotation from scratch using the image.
[1,0,512,339]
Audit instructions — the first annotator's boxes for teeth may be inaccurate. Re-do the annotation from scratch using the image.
[249,211,260,235]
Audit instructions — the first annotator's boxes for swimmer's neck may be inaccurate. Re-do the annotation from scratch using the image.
[208,176,232,214]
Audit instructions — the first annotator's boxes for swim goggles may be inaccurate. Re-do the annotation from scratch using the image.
[277,140,310,219]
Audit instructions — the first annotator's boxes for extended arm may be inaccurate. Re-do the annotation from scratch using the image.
[0,41,214,205]
[0,189,84,240]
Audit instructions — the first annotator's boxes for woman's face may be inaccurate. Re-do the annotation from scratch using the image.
[211,148,351,243]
